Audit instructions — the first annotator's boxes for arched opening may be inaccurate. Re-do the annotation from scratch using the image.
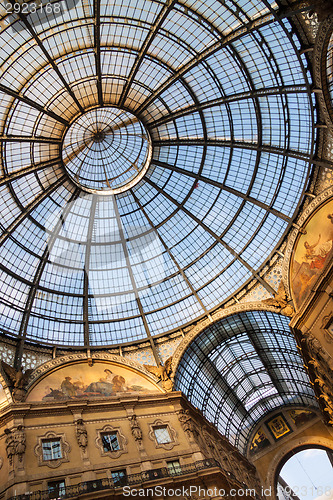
[173,310,317,453]
[276,446,333,500]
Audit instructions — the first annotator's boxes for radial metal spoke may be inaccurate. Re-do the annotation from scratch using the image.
[153,138,311,162]
[145,176,276,295]
[0,175,66,248]
[14,188,81,369]
[118,0,177,107]
[0,158,61,188]
[152,159,291,222]
[135,11,275,115]
[112,196,161,364]
[131,189,211,319]
[0,83,69,126]
[0,135,62,143]
[149,85,308,128]
[94,0,103,106]
[83,196,97,347]
[10,2,84,113]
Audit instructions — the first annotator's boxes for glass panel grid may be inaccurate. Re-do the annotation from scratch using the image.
[0,0,316,347]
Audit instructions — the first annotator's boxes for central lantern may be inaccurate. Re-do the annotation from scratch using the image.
[62,107,152,193]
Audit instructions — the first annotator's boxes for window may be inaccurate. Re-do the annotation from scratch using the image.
[154,426,172,444]
[42,439,62,461]
[48,480,66,498]
[102,433,120,453]
[96,425,127,458]
[167,460,182,475]
[111,469,127,486]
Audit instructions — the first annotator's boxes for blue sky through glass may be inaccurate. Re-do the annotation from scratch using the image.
[279,449,333,500]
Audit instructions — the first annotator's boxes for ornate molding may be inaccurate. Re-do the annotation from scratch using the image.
[283,187,333,310]
[313,15,333,133]
[170,302,287,378]
[34,430,70,469]
[26,352,161,391]
[321,312,333,343]
[95,424,127,459]
[148,419,178,451]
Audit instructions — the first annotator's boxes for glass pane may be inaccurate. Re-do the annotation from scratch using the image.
[48,480,66,498]
[42,439,62,461]
[167,460,182,474]
[102,433,120,452]
[154,426,171,444]
[111,469,127,486]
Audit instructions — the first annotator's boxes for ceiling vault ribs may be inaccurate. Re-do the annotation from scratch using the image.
[131,189,212,320]
[111,196,161,365]
[13,187,80,369]
[144,177,276,296]
[238,317,288,397]
[151,160,291,222]
[94,0,103,106]
[0,83,69,126]
[83,195,97,347]
[191,341,252,423]
[8,0,84,114]
[118,0,177,108]
[0,0,318,352]
[174,312,317,451]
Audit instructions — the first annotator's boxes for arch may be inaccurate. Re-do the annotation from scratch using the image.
[265,436,333,498]
[25,352,162,397]
[173,310,316,453]
[171,303,289,376]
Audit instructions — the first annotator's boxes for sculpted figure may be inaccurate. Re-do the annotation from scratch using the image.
[129,414,142,442]
[5,429,16,465]
[1,362,33,402]
[178,409,196,438]
[76,419,88,449]
[14,425,26,462]
[262,281,294,316]
[143,357,173,391]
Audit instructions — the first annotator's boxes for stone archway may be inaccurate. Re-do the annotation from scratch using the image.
[265,435,333,499]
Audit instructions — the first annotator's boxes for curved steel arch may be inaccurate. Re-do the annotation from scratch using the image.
[173,310,317,452]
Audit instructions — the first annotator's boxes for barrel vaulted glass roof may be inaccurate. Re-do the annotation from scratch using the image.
[174,311,317,452]
[0,0,316,348]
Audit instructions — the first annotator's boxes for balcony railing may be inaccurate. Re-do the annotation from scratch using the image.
[10,459,231,500]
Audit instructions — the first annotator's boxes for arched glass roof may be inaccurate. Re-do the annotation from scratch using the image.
[0,0,316,348]
[174,311,317,452]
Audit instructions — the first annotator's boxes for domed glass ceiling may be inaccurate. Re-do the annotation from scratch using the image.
[0,0,316,347]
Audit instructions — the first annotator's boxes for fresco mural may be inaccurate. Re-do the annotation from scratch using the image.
[249,427,270,455]
[288,409,316,427]
[291,199,333,309]
[26,362,162,402]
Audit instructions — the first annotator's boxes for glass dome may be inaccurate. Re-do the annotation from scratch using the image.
[0,0,316,347]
